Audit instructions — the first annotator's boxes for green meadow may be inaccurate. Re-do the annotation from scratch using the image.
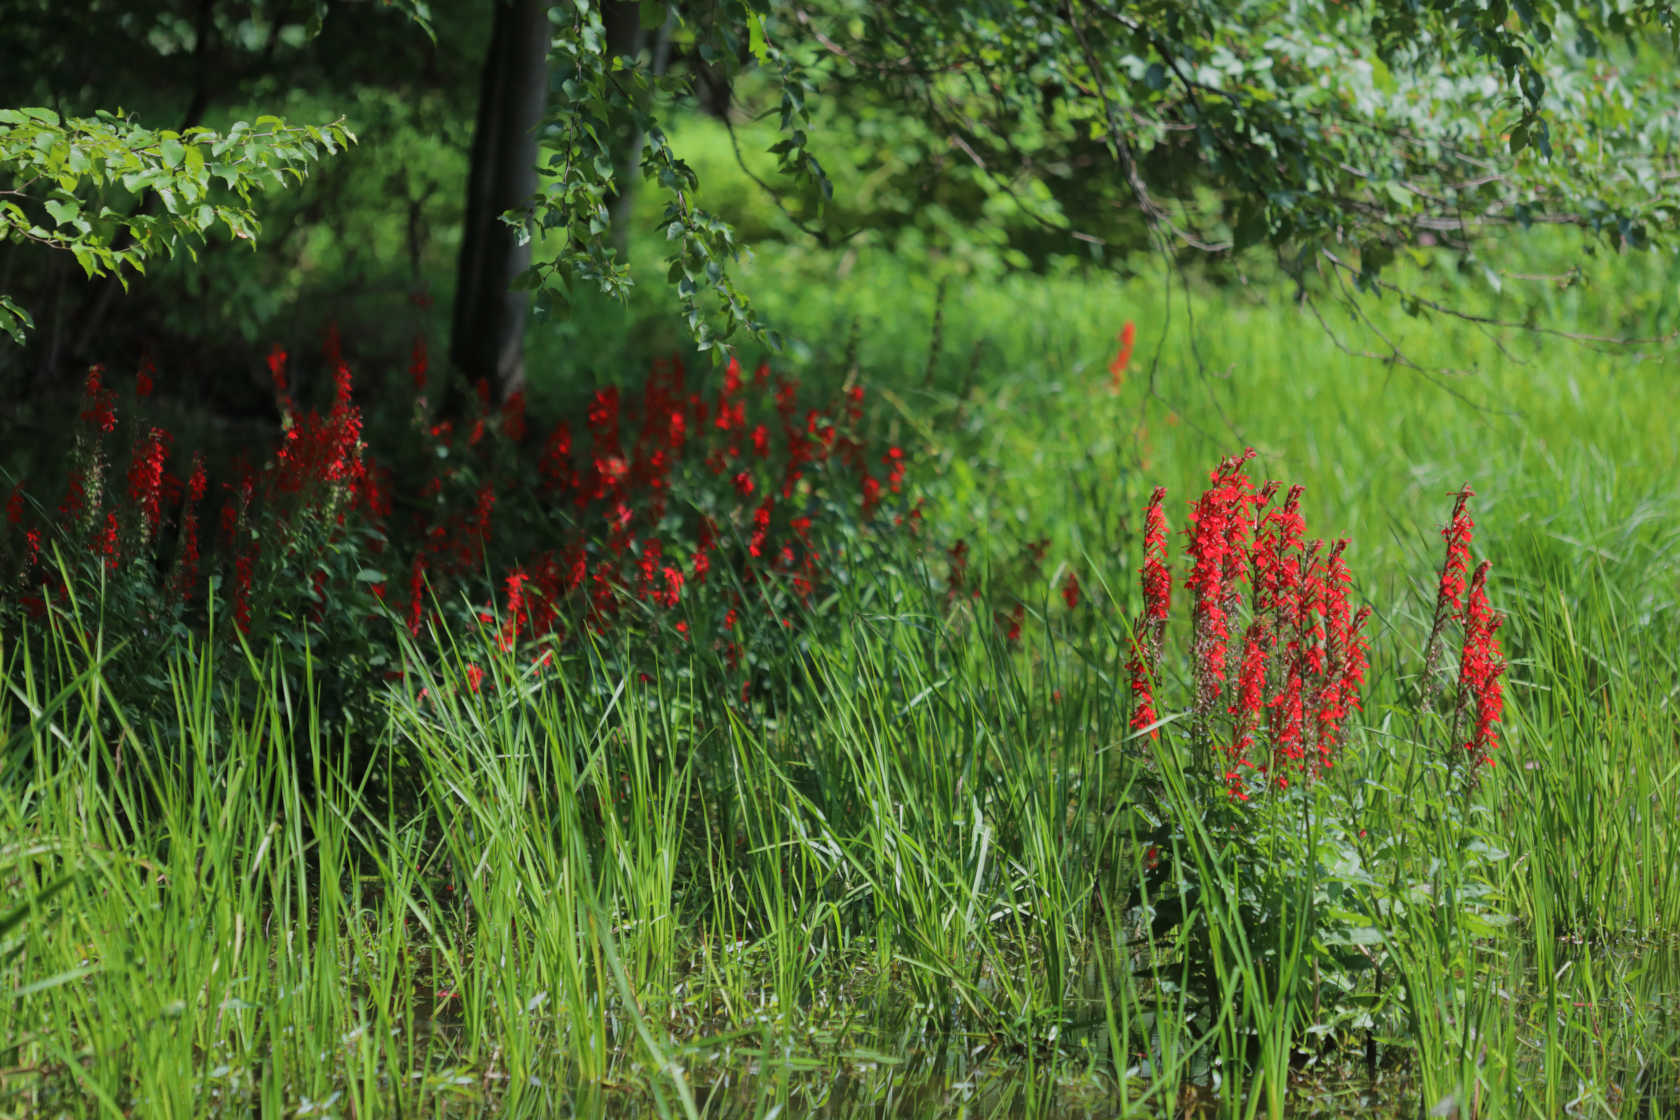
[6,171,1680,1118]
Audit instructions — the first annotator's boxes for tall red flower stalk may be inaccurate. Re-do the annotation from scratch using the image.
[1219,467,1263,624]
[93,512,120,572]
[1454,560,1505,774]
[1421,484,1475,713]
[268,345,294,421]
[1128,486,1171,738]
[126,427,172,546]
[1185,450,1256,719]
[1252,483,1306,627]
[1310,538,1354,774]
[498,568,530,651]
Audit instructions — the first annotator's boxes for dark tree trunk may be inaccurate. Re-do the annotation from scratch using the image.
[450,0,551,404]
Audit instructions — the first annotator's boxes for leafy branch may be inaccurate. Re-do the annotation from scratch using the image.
[0,108,354,344]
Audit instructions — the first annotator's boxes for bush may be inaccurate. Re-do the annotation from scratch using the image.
[2,335,919,794]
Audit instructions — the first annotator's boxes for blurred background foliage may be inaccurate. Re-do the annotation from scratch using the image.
[1,0,1677,486]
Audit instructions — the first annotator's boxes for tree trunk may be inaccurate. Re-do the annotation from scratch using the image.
[450,0,550,405]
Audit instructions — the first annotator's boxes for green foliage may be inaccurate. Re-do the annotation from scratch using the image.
[527,0,1680,354]
[3,232,1680,1112]
[0,107,354,342]
[527,1,829,354]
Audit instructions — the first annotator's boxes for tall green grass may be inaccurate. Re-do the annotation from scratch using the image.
[6,193,1680,1114]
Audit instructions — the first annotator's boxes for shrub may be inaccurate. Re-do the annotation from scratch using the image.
[1,337,917,790]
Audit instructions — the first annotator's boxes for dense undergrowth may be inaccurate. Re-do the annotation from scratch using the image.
[4,218,1680,1115]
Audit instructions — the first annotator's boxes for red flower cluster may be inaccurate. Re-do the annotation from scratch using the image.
[4,345,377,638]
[399,351,908,689]
[1127,455,1374,798]
[270,353,366,500]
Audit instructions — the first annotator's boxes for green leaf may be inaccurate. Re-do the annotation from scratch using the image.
[747,12,770,65]
[43,198,79,227]
[0,294,34,345]
[69,243,99,279]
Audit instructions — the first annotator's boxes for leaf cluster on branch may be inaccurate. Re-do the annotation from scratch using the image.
[0,107,353,344]
[3,0,1677,359]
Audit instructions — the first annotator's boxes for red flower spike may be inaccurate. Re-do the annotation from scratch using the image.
[1004,603,1025,644]
[1108,320,1136,390]
[1456,561,1505,772]
[1421,484,1476,713]
[1251,483,1305,621]
[1311,539,1358,764]
[1062,570,1081,610]
[1128,486,1172,739]
[1269,661,1306,781]
[1185,460,1250,713]
[1437,487,1476,617]
[1139,486,1172,657]
[499,569,531,651]
[883,446,906,493]
[126,427,172,542]
[81,365,117,433]
[1343,606,1373,716]
[93,511,120,571]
